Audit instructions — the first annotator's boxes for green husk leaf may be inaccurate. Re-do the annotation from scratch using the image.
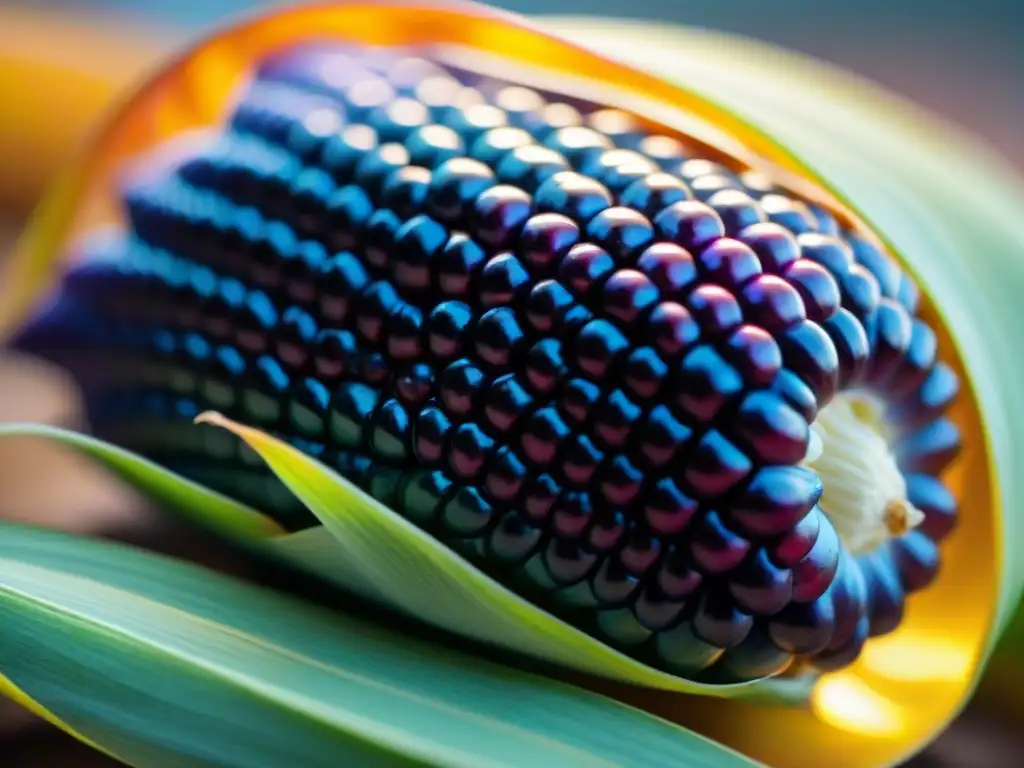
[0,418,811,701]
[0,421,282,539]
[198,411,807,700]
[0,522,759,768]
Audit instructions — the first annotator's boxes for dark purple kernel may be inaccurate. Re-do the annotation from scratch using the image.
[323,186,373,253]
[636,242,698,298]
[825,550,869,652]
[797,232,854,277]
[715,626,792,681]
[405,124,465,168]
[644,477,699,536]
[654,200,726,253]
[400,469,453,525]
[427,301,473,361]
[823,308,870,389]
[395,363,434,408]
[484,447,527,502]
[847,233,902,299]
[535,171,613,223]
[354,143,411,198]
[690,173,743,202]
[708,189,766,235]
[815,618,869,673]
[769,592,836,655]
[364,209,403,271]
[599,455,644,507]
[586,109,646,148]
[552,492,595,538]
[558,244,616,299]
[519,213,580,272]
[633,585,686,632]
[730,465,823,537]
[524,473,561,522]
[777,320,840,403]
[289,169,335,238]
[861,553,905,636]
[732,391,810,466]
[591,558,640,605]
[496,144,570,191]
[684,429,753,499]
[311,327,356,382]
[483,374,533,433]
[593,389,642,450]
[769,507,822,568]
[657,546,703,600]
[471,126,535,167]
[620,529,662,576]
[602,269,660,324]
[840,264,882,322]
[329,382,379,448]
[380,166,432,219]
[287,377,330,437]
[729,549,793,615]
[620,173,692,217]
[474,308,525,368]
[905,473,958,541]
[524,280,575,335]
[520,406,571,465]
[656,621,724,674]
[891,531,940,592]
[488,512,543,563]
[723,325,782,388]
[321,124,380,181]
[449,422,496,480]
[637,405,693,469]
[438,359,485,417]
[637,135,689,169]
[385,304,425,361]
[597,607,654,647]
[894,418,961,475]
[675,345,743,423]
[369,399,411,462]
[442,486,494,537]
[582,149,659,194]
[783,259,841,323]
[545,126,615,168]
[561,434,605,486]
[694,587,753,648]
[690,511,751,575]
[866,298,913,387]
[574,320,629,380]
[443,103,509,145]
[588,510,628,553]
[559,377,602,425]
[889,362,959,434]
[696,238,762,288]
[740,274,807,331]
[769,368,818,423]
[472,185,532,250]
[648,302,701,359]
[427,158,495,225]
[275,307,317,370]
[412,406,451,464]
[740,222,800,274]
[888,320,938,400]
[760,194,817,234]
[524,338,565,394]
[544,538,599,586]
[480,253,531,307]
[791,519,840,603]
[686,285,743,337]
[436,234,486,298]
[623,347,668,401]
[585,207,655,261]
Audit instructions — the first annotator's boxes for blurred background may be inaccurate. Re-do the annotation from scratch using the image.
[0,1,1021,765]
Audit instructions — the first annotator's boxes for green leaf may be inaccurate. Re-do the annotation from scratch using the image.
[0,422,283,539]
[0,522,760,768]
[198,412,808,701]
